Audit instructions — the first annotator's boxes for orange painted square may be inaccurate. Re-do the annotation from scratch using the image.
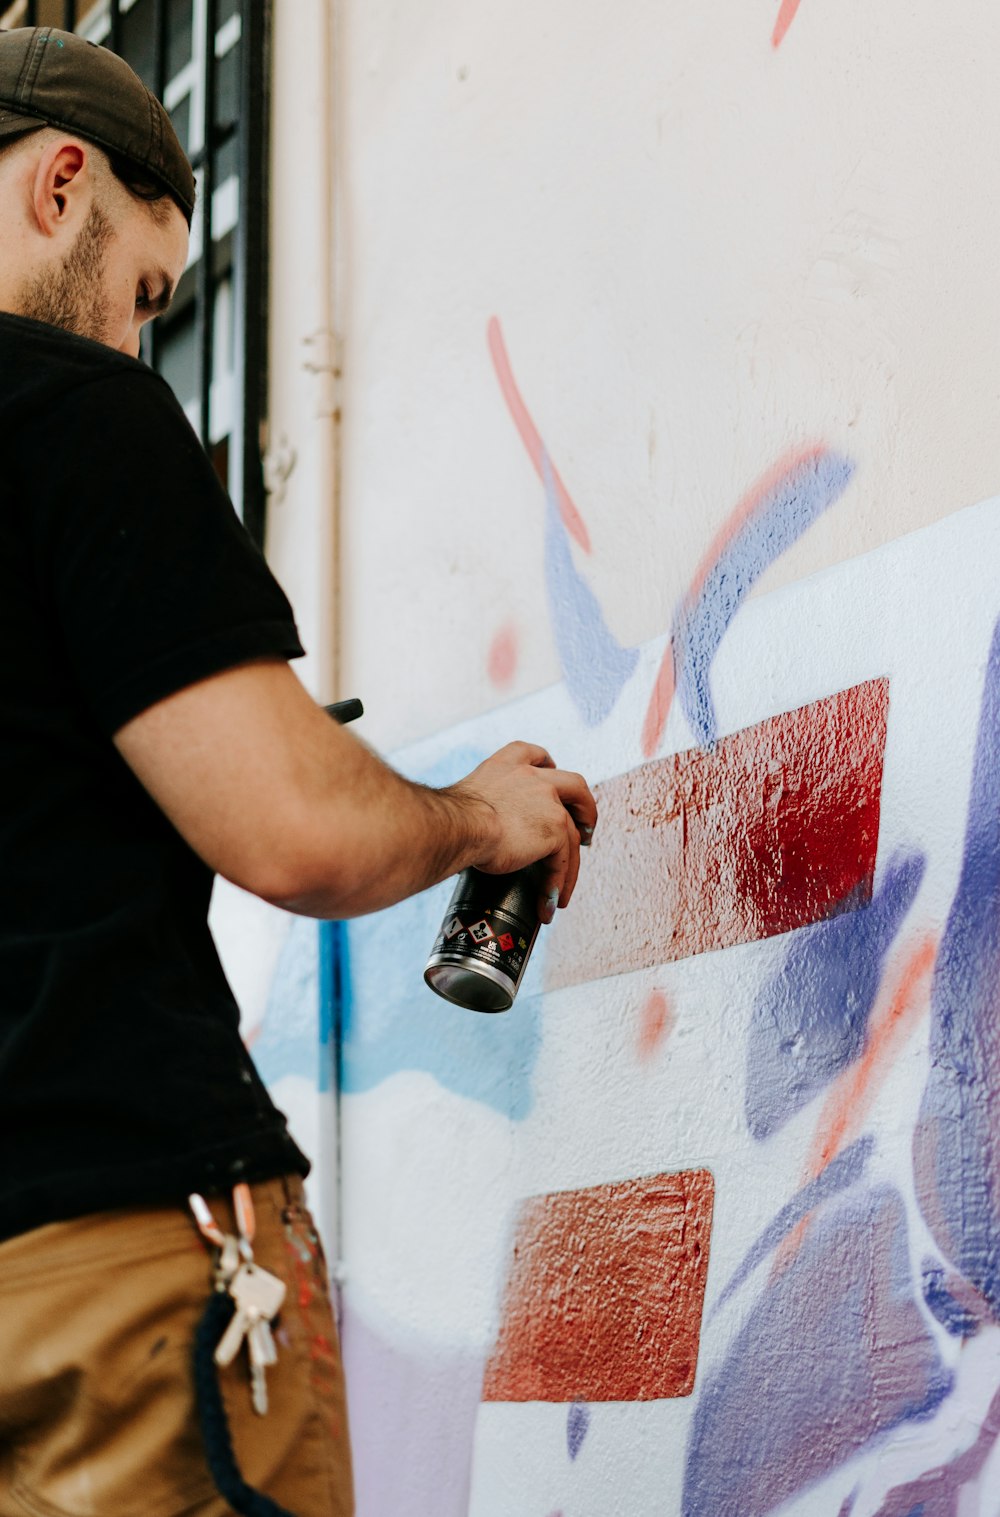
[482,1169,714,1403]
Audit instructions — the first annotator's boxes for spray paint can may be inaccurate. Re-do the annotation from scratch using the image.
[424,864,543,1012]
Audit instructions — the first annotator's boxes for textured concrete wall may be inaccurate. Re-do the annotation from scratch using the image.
[238,2,1000,1512]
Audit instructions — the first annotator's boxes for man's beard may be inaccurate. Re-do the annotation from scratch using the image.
[17,202,114,345]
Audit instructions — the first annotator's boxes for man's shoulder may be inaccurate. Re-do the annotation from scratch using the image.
[0,313,167,426]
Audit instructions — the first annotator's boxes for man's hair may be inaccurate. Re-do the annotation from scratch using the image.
[0,129,177,226]
[103,150,177,227]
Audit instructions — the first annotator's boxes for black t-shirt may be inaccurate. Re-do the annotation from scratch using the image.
[0,313,310,1243]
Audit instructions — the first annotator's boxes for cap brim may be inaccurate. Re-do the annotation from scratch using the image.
[0,111,46,141]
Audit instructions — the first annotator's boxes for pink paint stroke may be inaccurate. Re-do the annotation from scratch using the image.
[487,316,592,553]
[638,988,676,1061]
[487,620,519,688]
[772,0,802,48]
[640,443,827,757]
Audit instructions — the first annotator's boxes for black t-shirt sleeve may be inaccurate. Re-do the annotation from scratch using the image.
[27,366,305,733]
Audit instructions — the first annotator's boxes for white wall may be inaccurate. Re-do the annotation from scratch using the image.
[334,0,1000,751]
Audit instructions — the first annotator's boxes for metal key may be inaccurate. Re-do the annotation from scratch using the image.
[247,1319,273,1414]
[250,1315,278,1366]
[214,1298,253,1368]
[214,1234,241,1291]
[214,1261,286,1371]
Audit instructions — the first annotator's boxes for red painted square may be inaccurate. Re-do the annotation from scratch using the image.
[546,679,888,990]
[482,1169,714,1403]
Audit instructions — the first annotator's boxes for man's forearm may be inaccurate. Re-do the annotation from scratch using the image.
[268,742,499,918]
[113,659,593,923]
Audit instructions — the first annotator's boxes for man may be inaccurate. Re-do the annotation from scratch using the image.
[0,27,596,1517]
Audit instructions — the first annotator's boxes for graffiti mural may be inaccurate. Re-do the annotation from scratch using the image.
[234,2,1000,1511]
[240,309,1000,1511]
[239,347,1000,1508]
[319,488,1000,1517]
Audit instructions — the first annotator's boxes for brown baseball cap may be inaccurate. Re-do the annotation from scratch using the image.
[0,26,195,223]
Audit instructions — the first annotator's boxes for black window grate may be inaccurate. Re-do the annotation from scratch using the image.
[19,0,271,546]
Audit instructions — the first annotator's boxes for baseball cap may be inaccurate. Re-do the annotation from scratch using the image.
[0,26,195,223]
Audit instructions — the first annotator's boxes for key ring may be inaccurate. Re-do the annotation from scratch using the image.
[189,1182,257,1263]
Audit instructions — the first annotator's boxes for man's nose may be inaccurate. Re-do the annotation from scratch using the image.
[119,328,141,360]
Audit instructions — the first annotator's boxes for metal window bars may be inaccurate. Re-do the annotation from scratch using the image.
[15,0,270,546]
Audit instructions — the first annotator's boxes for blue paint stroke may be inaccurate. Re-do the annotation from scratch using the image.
[914,615,1000,1321]
[542,452,638,726]
[683,1187,951,1517]
[318,919,337,1093]
[921,1259,981,1340]
[252,916,322,1090]
[339,747,544,1120]
[567,1401,590,1461]
[674,450,855,748]
[712,1136,873,1315]
[745,851,925,1141]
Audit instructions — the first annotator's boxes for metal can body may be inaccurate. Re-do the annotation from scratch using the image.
[424,866,541,1012]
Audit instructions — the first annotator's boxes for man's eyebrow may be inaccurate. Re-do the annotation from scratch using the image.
[149,274,175,316]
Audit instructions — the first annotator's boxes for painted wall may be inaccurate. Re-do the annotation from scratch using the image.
[338,502,1000,1515]
[224,1,1000,1513]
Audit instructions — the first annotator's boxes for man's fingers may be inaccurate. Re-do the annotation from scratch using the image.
[558,812,581,908]
[538,835,569,923]
[550,768,598,835]
[499,740,555,769]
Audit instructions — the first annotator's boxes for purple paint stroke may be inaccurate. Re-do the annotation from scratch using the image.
[745,851,925,1141]
[837,1494,860,1517]
[712,1135,873,1315]
[567,1400,590,1460]
[674,449,855,748]
[542,451,638,726]
[872,1382,1000,1516]
[914,614,1000,1319]
[682,1187,951,1517]
[340,1299,486,1517]
[920,1259,983,1340]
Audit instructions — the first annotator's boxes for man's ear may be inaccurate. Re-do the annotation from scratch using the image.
[31,139,90,238]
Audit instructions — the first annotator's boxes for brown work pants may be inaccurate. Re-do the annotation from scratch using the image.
[0,1177,353,1516]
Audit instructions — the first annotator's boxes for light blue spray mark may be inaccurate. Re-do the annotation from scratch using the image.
[252,916,323,1090]
[673,450,855,748]
[712,1136,873,1315]
[542,451,637,726]
[567,1401,590,1461]
[338,745,544,1120]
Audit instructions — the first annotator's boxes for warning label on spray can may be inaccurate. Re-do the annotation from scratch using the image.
[424,866,541,1012]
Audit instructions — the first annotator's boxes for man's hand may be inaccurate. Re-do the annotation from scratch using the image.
[113,658,597,922]
[447,743,597,923]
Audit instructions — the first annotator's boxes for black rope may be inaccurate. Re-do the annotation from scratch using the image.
[193,1290,300,1517]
